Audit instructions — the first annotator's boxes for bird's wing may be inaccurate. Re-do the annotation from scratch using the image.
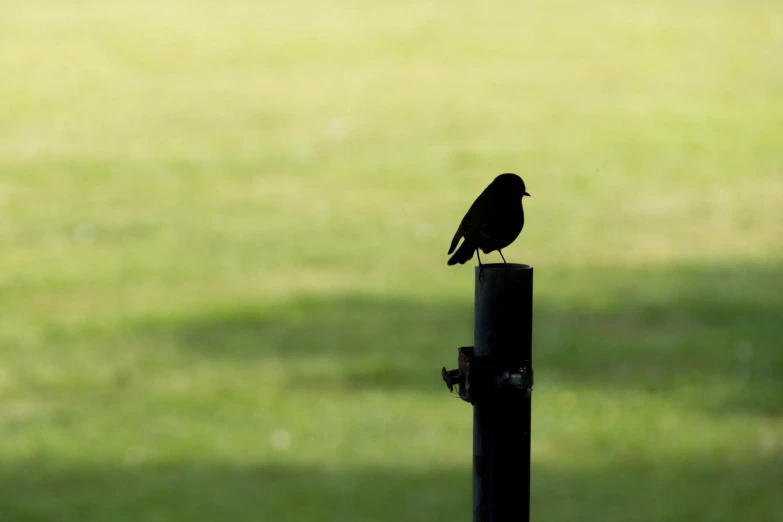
[479,210,497,239]
[447,228,462,255]
[448,204,481,254]
[457,192,489,236]
[479,191,505,236]
[448,181,495,254]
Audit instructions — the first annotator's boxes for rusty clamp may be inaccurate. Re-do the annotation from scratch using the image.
[442,346,533,404]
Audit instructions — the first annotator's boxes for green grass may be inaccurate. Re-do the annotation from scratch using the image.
[1,1,783,521]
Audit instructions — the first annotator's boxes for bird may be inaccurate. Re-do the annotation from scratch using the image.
[447,173,530,277]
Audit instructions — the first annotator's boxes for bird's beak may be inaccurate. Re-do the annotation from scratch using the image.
[524,191,531,197]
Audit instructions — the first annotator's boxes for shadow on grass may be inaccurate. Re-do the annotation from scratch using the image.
[106,260,783,416]
[1,454,780,522]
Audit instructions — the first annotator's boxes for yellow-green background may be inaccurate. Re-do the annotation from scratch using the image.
[1,1,781,521]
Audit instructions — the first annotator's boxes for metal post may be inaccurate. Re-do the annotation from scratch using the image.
[473,263,533,522]
[440,263,534,522]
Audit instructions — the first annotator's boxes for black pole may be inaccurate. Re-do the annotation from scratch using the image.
[473,263,533,522]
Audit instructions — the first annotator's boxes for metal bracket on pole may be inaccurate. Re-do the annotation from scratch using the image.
[442,347,534,404]
[497,367,534,397]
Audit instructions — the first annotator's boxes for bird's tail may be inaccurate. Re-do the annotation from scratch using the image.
[447,240,475,265]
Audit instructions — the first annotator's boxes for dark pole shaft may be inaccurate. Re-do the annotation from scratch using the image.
[473,264,533,522]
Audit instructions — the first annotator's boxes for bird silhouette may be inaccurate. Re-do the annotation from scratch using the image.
[447,173,530,276]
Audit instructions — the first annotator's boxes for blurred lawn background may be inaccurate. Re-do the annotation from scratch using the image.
[1,0,782,521]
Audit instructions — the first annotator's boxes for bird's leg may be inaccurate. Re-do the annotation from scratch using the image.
[476,250,484,282]
[498,250,508,274]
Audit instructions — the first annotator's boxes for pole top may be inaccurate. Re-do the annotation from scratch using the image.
[476,263,532,271]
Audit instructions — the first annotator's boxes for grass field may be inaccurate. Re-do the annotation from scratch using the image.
[1,1,782,521]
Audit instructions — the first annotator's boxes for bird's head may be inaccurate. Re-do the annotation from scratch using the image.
[494,173,531,198]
